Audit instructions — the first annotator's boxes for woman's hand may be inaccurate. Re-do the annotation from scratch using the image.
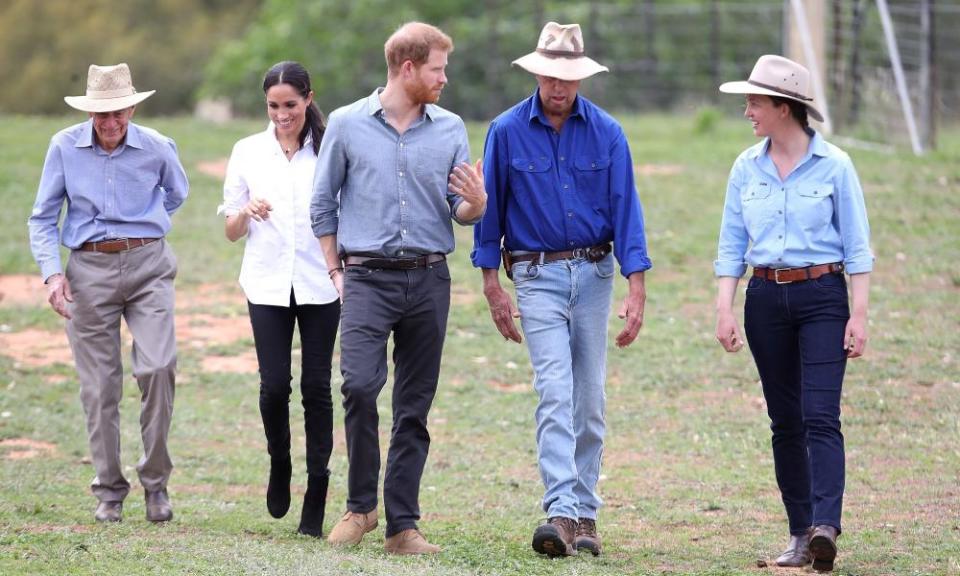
[716,311,745,353]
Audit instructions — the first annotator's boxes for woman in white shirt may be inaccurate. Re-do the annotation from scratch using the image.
[220,61,339,537]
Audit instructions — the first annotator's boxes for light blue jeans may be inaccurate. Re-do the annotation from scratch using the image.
[511,253,614,521]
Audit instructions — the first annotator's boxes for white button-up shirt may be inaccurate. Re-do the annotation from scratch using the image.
[219,124,338,306]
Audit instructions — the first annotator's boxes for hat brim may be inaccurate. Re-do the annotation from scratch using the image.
[64,90,155,113]
[719,81,824,122]
[512,53,608,81]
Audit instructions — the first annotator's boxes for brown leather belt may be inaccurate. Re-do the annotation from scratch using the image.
[344,253,446,270]
[510,243,612,265]
[78,238,160,253]
[753,262,844,284]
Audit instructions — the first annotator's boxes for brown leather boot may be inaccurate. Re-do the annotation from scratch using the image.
[575,517,602,556]
[326,509,378,546]
[384,528,441,555]
[775,528,812,567]
[532,517,578,557]
[145,489,173,523]
[809,524,839,572]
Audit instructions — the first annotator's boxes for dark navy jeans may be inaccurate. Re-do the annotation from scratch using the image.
[744,271,850,535]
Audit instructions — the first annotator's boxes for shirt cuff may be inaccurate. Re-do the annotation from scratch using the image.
[714,260,747,277]
[217,203,240,217]
[843,256,874,274]
[471,245,501,269]
[40,260,63,282]
[311,216,339,239]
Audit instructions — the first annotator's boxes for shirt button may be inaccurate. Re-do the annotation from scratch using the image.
[528,165,534,170]
[401,201,406,206]
[563,184,569,189]
[591,162,597,168]
[567,211,573,217]
[399,171,404,177]
[569,241,574,246]
[399,143,404,148]
[560,156,565,162]
[778,235,783,239]
[402,229,407,235]
[778,210,783,214]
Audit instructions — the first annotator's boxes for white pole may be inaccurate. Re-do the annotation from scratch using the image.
[876,0,924,155]
[790,0,832,134]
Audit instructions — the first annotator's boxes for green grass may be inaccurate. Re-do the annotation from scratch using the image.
[1,112,958,575]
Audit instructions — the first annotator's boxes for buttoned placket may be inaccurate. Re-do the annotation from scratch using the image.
[102,146,118,238]
[549,124,577,249]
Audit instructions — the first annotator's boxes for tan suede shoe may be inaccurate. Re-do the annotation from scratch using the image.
[384,528,441,555]
[327,509,378,546]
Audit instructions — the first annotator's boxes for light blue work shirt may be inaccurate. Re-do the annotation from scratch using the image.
[310,89,477,257]
[715,130,873,277]
[28,120,189,280]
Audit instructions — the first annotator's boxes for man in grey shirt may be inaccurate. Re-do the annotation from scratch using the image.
[311,21,485,554]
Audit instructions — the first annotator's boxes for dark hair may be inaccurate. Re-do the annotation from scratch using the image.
[770,95,809,129]
[262,61,325,155]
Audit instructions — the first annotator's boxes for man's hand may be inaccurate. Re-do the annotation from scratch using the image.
[715,311,745,353]
[46,273,73,319]
[615,272,646,348]
[481,268,522,343]
[450,159,487,220]
[330,269,344,301]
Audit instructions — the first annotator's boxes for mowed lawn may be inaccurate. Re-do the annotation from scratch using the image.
[0,112,957,576]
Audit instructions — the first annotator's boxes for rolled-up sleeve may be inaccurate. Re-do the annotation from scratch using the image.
[835,157,873,273]
[311,112,346,238]
[218,141,249,217]
[715,162,750,278]
[448,118,479,226]
[28,138,68,281]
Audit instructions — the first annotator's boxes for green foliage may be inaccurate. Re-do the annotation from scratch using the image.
[692,105,722,135]
[0,0,260,115]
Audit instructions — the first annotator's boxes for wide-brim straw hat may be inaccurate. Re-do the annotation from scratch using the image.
[719,54,824,122]
[64,63,155,113]
[512,22,608,81]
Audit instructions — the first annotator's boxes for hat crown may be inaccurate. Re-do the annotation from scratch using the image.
[537,22,584,55]
[748,55,811,100]
[86,63,136,97]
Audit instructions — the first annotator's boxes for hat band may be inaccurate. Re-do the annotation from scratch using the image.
[536,47,586,60]
[85,87,136,99]
[747,80,812,102]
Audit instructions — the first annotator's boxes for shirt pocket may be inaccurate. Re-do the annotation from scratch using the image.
[573,156,611,215]
[794,183,835,231]
[117,175,158,218]
[739,182,774,231]
[509,156,552,199]
[416,147,454,193]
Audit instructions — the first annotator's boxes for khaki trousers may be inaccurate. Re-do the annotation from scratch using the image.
[65,239,177,503]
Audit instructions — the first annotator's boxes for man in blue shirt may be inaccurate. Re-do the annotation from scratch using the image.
[472,22,652,558]
[28,63,188,524]
[311,22,486,554]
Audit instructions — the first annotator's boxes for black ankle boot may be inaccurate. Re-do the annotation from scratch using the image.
[267,456,292,519]
[297,470,330,537]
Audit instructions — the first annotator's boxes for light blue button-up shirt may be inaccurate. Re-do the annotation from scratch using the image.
[310,89,476,257]
[715,130,873,277]
[28,120,189,280]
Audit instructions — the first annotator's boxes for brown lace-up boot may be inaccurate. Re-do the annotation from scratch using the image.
[575,517,602,556]
[532,516,578,557]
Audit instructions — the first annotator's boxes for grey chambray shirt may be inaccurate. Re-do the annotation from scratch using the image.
[310,88,478,257]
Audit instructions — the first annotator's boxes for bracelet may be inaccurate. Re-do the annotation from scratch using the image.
[328,267,343,278]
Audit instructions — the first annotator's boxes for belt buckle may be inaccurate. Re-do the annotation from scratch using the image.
[571,248,586,260]
[774,267,794,284]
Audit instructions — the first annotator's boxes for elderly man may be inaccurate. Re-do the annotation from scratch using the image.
[28,63,188,523]
[311,22,485,554]
[471,22,652,557]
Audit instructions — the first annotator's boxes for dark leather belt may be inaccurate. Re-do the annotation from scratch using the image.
[78,238,160,253]
[510,243,612,265]
[753,262,844,284]
[344,253,446,270]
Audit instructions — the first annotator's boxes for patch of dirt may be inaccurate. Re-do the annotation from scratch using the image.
[0,438,58,460]
[196,159,229,180]
[0,329,73,367]
[178,313,252,348]
[174,483,261,497]
[487,379,530,393]
[0,274,46,308]
[19,524,94,534]
[201,351,259,374]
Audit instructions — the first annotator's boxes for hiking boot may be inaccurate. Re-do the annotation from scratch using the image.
[327,508,378,546]
[532,516,578,557]
[809,524,839,572]
[575,517,602,556]
[775,528,812,567]
[384,528,441,555]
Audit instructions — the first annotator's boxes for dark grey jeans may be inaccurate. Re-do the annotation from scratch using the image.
[338,260,450,537]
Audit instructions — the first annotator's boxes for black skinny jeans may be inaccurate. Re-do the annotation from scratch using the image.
[248,291,340,476]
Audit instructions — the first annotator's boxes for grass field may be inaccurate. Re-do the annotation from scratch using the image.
[0,112,958,576]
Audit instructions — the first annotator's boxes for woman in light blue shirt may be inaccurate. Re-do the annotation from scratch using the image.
[714,55,872,573]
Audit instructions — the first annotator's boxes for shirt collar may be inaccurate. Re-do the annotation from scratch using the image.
[529,88,586,126]
[265,121,313,154]
[75,119,143,151]
[748,128,828,161]
[366,88,435,122]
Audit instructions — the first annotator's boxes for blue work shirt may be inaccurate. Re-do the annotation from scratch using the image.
[310,88,477,257]
[715,130,873,277]
[28,120,189,280]
[471,90,652,277]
